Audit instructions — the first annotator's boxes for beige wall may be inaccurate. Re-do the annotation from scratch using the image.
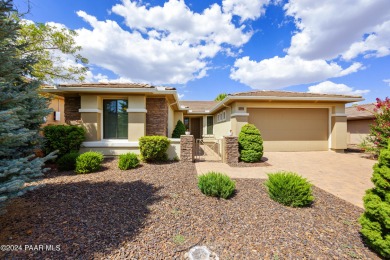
[347,119,374,145]
[213,108,232,139]
[43,96,65,125]
[128,113,146,141]
[168,105,174,138]
[81,113,100,141]
[331,116,347,150]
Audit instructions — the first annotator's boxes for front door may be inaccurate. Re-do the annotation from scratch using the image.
[190,118,201,140]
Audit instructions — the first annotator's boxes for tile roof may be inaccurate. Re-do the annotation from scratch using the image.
[229,90,362,98]
[58,83,176,90]
[346,104,376,119]
[179,101,219,112]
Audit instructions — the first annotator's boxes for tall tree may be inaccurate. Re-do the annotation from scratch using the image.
[16,16,88,83]
[0,0,55,204]
[214,93,227,101]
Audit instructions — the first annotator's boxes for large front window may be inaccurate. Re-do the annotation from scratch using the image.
[103,99,128,139]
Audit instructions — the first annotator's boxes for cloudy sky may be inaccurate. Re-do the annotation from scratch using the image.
[15,0,390,102]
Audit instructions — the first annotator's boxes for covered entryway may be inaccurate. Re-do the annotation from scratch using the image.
[248,108,329,151]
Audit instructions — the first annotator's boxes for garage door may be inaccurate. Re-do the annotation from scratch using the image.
[248,108,329,151]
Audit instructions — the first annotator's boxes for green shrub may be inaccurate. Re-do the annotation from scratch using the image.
[359,140,390,258]
[57,152,79,171]
[139,136,170,162]
[75,151,104,174]
[238,124,263,162]
[118,152,140,170]
[264,171,314,207]
[172,120,186,138]
[43,125,86,158]
[198,171,236,199]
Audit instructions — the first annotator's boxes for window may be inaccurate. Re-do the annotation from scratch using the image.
[207,116,213,134]
[184,117,190,130]
[103,99,128,139]
[216,110,227,122]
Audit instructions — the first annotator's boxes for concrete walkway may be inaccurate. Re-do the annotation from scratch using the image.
[195,151,377,208]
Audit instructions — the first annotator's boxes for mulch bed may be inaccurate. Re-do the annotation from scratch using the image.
[229,157,271,167]
[0,159,379,259]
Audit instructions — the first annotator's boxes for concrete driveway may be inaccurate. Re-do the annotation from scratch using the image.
[195,151,377,208]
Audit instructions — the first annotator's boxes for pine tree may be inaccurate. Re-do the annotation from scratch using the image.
[238,124,264,162]
[0,0,56,204]
[359,139,390,257]
[172,120,186,138]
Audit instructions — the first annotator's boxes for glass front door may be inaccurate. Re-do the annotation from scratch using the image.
[103,99,128,139]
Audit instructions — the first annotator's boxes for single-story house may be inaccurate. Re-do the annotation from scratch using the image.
[42,83,363,156]
[346,104,375,146]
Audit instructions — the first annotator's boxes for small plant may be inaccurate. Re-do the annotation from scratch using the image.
[238,124,263,162]
[359,140,390,258]
[173,234,185,245]
[198,171,236,199]
[173,155,179,161]
[43,125,86,158]
[264,171,314,207]
[118,152,140,170]
[139,136,170,162]
[75,151,104,174]
[171,120,186,138]
[57,152,79,171]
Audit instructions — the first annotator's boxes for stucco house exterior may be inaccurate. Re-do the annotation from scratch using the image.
[43,83,363,156]
[346,104,375,146]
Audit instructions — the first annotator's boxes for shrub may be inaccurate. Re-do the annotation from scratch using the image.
[43,125,86,158]
[118,152,140,170]
[198,172,236,199]
[139,136,170,162]
[75,151,104,174]
[172,120,186,138]
[264,171,314,207]
[359,139,390,258]
[238,124,263,162]
[57,152,79,171]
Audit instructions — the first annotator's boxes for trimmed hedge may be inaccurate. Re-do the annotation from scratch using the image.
[118,152,140,170]
[264,171,314,207]
[139,136,170,162]
[43,125,85,158]
[57,152,79,171]
[75,151,104,174]
[238,124,263,162]
[359,140,390,258]
[172,120,186,138]
[198,171,236,199]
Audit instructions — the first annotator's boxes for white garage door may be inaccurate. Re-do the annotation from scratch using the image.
[248,108,329,151]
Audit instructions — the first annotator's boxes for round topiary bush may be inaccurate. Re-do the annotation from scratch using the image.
[118,152,140,170]
[238,124,263,162]
[75,151,104,174]
[57,152,79,171]
[198,171,236,199]
[359,140,390,258]
[172,120,186,138]
[264,171,314,207]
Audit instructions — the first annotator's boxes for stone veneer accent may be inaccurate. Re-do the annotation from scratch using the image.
[180,135,195,162]
[146,98,168,136]
[64,96,81,123]
[223,136,239,164]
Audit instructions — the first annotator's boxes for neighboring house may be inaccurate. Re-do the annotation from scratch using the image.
[42,83,363,155]
[42,95,65,126]
[346,104,375,146]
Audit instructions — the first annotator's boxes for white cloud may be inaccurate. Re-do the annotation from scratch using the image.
[284,0,390,60]
[230,55,362,89]
[74,0,254,84]
[308,81,369,96]
[222,0,270,22]
[384,79,390,86]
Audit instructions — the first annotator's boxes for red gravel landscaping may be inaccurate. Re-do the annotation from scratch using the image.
[0,159,379,259]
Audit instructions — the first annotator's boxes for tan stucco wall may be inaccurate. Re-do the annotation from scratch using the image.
[168,105,174,138]
[127,95,146,109]
[331,116,347,150]
[128,113,145,141]
[43,96,65,125]
[81,113,100,141]
[213,108,232,139]
[174,112,183,125]
[347,119,374,145]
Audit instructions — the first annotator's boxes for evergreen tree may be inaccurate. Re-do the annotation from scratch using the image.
[214,93,227,101]
[0,0,55,204]
[359,139,390,258]
[238,124,263,162]
[172,120,186,138]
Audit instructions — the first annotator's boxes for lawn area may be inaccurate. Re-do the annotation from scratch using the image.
[0,159,379,259]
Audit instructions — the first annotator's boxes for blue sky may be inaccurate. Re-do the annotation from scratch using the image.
[15,0,390,103]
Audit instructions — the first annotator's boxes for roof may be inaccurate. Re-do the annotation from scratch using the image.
[57,83,176,90]
[180,101,219,113]
[346,104,376,120]
[230,90,362,99]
